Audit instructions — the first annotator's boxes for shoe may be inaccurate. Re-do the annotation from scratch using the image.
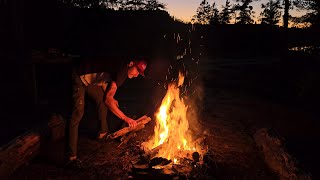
[97,133,109,143]
[64,158,86,171]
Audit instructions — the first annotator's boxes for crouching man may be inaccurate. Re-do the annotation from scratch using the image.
[66,58,147,169]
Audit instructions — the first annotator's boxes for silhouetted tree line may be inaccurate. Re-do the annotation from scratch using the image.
[24,0,198,59]
[2,0,319,60]
[192,0,319,57]
[59,0,165,10]
[292,0,320,28]
[192,0,319,28]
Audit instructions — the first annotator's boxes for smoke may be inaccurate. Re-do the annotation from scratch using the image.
[179,56,205,137]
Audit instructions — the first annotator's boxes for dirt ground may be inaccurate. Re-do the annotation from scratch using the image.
[10,56,320,179]
[10,100,277,180]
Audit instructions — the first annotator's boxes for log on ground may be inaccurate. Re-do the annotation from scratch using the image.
[0,114,65,179]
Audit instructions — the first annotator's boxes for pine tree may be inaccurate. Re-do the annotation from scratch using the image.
[60,0,100,8]
[220,0,233,24]
[293,0,320,27]
[193,0,213,24]
[101,0,120,9]
[234,0,257,24]
[210,3,220,25]
[120,0,145,10]
[260,0,282,25]
[144,0,166,11]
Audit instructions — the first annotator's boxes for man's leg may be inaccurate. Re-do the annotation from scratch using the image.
[68,72,85,159]
[86,85,108,137]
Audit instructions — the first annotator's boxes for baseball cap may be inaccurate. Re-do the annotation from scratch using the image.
[133,60,147,77]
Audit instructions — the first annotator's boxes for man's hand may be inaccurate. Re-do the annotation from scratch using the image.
[124,117,137,128]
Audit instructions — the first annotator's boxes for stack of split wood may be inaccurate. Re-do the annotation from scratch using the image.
[107,115,152,147]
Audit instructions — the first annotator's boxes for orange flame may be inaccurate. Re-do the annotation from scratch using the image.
[144,72,199,162]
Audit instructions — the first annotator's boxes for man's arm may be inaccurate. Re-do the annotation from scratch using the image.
[105,82,137,128]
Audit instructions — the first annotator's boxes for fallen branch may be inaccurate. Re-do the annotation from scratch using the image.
[108,116,151,139]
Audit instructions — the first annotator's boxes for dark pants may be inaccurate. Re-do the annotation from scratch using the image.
[68,71,108,157]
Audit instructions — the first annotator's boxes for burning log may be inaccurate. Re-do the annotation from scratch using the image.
[143,142,168,159]
[108,116,151,140]
[149,157,172,167]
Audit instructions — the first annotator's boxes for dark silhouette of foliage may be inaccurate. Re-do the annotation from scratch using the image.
[260,0,282,25]
[293,0,320,27]
[100,0,121,9]
[210,3,220,25]
[60,0,100,8]
[234,0,258,24]
[60,0,166,10]
[144,0,166,11]
[193,0,215,24]
[220,0,234,24]
[231,4,239,23]
[119,0,145,10]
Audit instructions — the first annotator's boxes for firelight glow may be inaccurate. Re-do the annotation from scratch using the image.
[144,72,201,163]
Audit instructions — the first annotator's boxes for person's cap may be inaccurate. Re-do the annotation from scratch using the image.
[134,60,147,77]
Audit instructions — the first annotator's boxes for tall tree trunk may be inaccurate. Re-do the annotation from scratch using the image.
[283,0,289,29]
[282,0,290,59]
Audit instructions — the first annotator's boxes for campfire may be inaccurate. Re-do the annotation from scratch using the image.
[142,72,206,164]
[108,72,209,178]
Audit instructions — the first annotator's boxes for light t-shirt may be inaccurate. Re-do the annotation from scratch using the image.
[75,58,128,88]
[80,72,111,86]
